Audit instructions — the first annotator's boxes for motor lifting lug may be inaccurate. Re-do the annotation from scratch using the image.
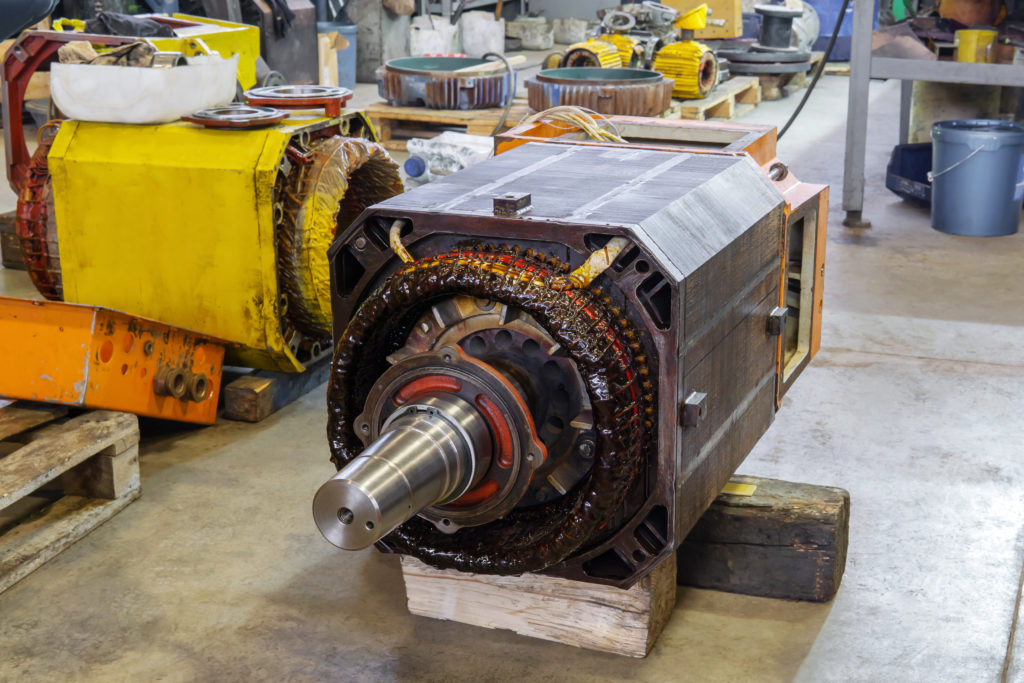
[767,306,789,336]
[680,391,708,429]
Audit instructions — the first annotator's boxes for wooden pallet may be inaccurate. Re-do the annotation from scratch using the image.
[0,403,140,595]
[660,76,762,121]
[222,354,332,423]
[365,100,532,152]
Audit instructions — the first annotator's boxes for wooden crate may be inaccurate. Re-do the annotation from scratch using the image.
[401,553,677,658]
[0,403,140,595]
[661,76,762,121]
[365,100,532,152]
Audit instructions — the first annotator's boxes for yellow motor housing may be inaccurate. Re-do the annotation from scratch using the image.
[598,33,642,67]
[47,112,402,372]
[653,40,718,99]
[561,39,623,68]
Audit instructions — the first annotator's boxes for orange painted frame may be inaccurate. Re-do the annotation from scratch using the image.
[0,297,225,424]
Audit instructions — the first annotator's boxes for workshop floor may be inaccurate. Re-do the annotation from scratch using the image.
[1,74,1023,683]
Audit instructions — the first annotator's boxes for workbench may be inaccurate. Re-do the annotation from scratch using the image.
[842,1,1024,227]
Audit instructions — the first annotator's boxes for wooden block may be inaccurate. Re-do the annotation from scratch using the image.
[677,475,850,602]
[61,445,140,500]
[0,211,26,271]
[0,402,67,441]
[735,81,762,105]
[222,355,331,422]
[0,411,139,510]
[401,553,677,657]
[705,97,735,120]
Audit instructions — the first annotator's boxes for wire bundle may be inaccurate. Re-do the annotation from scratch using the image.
[520,105,628,144]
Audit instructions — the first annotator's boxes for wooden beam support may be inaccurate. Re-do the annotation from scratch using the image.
[677,475,850,602]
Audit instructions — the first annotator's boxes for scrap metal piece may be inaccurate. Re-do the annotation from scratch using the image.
[149,51,187,68]
[727,60,811,73]
[525,67,673,117]
[182,104,287,129]
[717,47,812,63]
[376,56,512,109]
[245,84,353,116]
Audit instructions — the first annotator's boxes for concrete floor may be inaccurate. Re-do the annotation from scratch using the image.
[2,74,1024,682]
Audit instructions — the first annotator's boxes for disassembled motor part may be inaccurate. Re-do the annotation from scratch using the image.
[525,67,673,116]
[182,104,287,129]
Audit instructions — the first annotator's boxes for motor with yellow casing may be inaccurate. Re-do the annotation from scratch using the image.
[559,38,624,68]
[652,4,719,99]
[32,109,403,372]
[597,33,643,67]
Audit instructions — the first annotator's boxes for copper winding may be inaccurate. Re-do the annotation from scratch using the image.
[327,246,654,574]
[275,134,404,339]
[15,122,62,301]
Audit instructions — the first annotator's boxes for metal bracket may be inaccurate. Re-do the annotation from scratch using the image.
[493,192,532,217]
[767,306,789,336]
[680,391,707,429]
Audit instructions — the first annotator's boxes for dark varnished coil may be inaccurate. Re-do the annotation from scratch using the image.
[327,247,654,574]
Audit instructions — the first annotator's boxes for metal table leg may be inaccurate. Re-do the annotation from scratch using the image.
[842,0,878,228]
[899,79,913,144]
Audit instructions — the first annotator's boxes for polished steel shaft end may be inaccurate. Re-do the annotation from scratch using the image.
[313,395,487,550]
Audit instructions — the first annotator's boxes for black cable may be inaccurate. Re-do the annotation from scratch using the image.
[778,0,853,140]
[484,51,518,136]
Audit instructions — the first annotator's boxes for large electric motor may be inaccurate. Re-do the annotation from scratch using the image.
[315,142,799,586]
[16,111,402,372]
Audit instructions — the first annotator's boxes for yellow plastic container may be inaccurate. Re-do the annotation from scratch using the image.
[955,29,997,63]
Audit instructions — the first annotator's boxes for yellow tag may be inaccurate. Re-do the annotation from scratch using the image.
[722,482,756,497]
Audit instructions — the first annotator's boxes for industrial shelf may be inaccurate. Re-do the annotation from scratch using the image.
[842,3,1024,226]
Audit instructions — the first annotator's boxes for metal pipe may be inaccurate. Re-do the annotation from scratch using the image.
[313,395,488,549]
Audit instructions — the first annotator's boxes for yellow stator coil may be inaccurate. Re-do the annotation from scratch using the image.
[653,40,718,99]
[561,39,623,68]
[47,113,403,372]
[598,33,642,68]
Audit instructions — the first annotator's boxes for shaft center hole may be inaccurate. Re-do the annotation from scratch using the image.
[337,507,354,525]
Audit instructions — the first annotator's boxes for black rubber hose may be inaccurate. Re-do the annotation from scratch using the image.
[777,0,853,140]
[484,51,517,136]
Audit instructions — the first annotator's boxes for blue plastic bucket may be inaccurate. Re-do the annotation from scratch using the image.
[931,119,1024,237]
[317,22,357,90]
